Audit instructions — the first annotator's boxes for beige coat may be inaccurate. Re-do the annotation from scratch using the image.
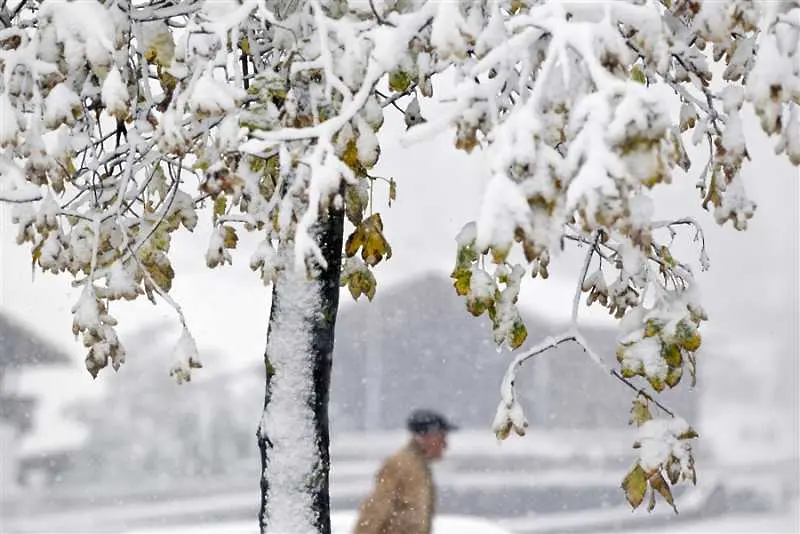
[354,440,435,534]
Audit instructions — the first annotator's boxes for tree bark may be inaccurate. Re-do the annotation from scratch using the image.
[257,203,344,534]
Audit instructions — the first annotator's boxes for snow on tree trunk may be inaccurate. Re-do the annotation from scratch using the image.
[257,205,344,534]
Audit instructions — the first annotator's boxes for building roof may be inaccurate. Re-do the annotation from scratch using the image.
[0,313,71,367]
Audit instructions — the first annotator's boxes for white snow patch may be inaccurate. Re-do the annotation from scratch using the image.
[101,67,130,118]
[475,173,532,252]
[43,83,81,128]
[188,73,245,116]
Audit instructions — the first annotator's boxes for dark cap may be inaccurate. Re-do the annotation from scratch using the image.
[406,409,458,435]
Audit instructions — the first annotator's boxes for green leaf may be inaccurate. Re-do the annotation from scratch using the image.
[388,70,412,93]
[466,296,492,317]
[451,267,472,296]
[509,318,528,349]
[213,196,227,222]
[631,65,647,84]
[665,365,683,388]
[621,464,648,509]
[662,343,682,368]
[648,375,666,393]
[644,319,663,338]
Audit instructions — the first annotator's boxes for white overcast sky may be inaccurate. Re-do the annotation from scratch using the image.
[1,77,798,445]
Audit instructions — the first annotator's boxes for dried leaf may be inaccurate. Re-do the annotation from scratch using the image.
[649,471,678,514]
[629,395,652,427]
[388,178,397,206]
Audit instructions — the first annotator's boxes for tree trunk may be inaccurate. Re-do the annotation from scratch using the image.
[257,204,344,534]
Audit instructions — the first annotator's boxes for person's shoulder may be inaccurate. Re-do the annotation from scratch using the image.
[389,442,426,468]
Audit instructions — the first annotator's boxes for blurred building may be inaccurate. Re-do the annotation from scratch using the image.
[329,273,699,432]
[0,313,71,495]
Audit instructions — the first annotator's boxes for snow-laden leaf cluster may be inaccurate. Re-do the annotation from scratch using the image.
[1,0,798,518]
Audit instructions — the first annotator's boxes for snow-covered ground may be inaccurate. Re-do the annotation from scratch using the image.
[122,507,799,534]
[596,508,799,534]
[126,513,515,534]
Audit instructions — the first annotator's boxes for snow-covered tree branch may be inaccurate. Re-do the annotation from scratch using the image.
[1,0,798,529]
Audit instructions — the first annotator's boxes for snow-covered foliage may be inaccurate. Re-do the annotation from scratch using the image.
[1,0,798,523]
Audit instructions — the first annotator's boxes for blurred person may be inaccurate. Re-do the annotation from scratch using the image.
[354,409,458,534]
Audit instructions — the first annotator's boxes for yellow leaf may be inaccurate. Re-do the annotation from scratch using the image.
[362,270,377,301]
[31,242,42,267]
[682,332,702,352]
[365,212,384,232]
[362,230,392,266]
[347,274,363,300]
[509,0,526,14]
[344,227,364,257]
[359,214,391,266]
[341,139,361,172]
[222,226,238,249]
[621,464,648,509]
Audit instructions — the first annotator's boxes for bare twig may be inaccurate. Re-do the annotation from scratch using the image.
[499,326,678,424]
[0,192,42,203]
[375,85,418,111]
[499,331,577,409]
[369,0,395,27]
[126,241,190,330]
[652,217,709,271]
[571,330,676,417]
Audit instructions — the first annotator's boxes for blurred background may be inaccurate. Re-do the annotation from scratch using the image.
[1,73,798,533]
